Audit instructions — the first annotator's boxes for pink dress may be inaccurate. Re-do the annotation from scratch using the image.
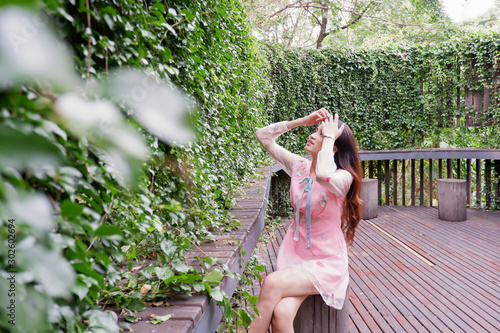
[256,121,352,309]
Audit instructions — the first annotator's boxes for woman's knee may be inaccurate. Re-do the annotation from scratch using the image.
[260,272,282,298]
[271,300,295,330]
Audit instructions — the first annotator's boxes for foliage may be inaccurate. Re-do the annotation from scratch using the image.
[0,0,271,332]
[245,0,453,49]
[264,32,500,152]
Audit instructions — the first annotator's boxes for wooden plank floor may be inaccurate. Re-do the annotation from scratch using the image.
[253,206,500,333]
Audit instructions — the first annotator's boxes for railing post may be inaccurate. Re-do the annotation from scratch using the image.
[495,160,500,206]
[385,160,390,205]
[438,159,443,179]
[377,161,382,205]
[476,159,482,207]
[393,160,398,206]
[467,159,472,207]
[429,159,433,207]
[402,159,406,206]
[485,159,491,208]
[420,159,424,206]
[411,159,416,206]
[447,159,453,178]
[457,158,461,179]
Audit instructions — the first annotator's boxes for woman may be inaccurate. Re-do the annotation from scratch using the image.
[249,108,363,333]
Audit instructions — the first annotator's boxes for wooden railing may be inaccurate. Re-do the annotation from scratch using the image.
[359,149,500,209]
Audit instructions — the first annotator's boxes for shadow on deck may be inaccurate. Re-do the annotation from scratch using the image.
[254,206,500,333]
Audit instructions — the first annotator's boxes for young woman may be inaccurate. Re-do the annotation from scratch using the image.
[249,108,363,333]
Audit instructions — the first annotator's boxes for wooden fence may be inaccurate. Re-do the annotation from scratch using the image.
[360,149,500,209]
[423,60,499,127]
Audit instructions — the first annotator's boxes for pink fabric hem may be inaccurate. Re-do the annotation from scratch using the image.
[296,265,346,310]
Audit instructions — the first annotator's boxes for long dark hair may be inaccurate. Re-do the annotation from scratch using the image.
[333,120,363,245]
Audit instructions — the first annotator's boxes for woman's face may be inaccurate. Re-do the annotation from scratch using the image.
[304,125,324,155]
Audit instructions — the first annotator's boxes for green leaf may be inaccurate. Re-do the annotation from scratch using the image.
[154,267,174,281]
[248,295,259,305]
[209,286,224,302]
[0,126,63,170]
[61,199,84,218]
[254,265,266,272]
[128,300,147,312]
[83,310,120,333]
[94,225,123,239]
[240,308,254,328]
[203,269,224,284]
[150,314,172,324]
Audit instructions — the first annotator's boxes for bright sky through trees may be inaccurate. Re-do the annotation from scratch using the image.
[442,0,496,22]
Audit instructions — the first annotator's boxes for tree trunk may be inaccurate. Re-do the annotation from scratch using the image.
[316,8,329,49]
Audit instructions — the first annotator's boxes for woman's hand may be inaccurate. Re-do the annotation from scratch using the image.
[301,108,329,127]
[322,113,345,140]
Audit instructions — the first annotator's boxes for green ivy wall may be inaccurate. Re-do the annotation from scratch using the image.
[0,0,270,332]
[265,35,500,152]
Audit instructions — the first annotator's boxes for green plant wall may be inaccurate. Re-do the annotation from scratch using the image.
[265,34,500,152]
[0,0,270,332]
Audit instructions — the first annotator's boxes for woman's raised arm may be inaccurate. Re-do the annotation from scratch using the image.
[256,109,328,176]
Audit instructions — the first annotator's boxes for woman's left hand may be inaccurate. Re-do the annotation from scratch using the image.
[322,113,345,140]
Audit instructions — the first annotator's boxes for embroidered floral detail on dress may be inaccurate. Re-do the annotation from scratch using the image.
[296,166,305,176]
[313,217,320,223]
[268,124,282,134]
[321,233,325,238]
[316,261,325,268]
[318,192,329,207]
[326,177,331,182]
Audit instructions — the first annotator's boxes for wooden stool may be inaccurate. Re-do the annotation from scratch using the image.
[361,178,378,219]
[437,179,467,222]
[293,286,349,333]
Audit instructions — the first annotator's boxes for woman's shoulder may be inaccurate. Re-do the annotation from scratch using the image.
[291,158,310,177]
[335,168,354,182]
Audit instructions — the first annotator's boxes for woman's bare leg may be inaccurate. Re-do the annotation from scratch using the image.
[271,295,307,333]
[248,266,318,333]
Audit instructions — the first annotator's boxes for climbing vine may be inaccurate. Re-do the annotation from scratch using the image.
[0,0,270,332]
[265,34,500,152]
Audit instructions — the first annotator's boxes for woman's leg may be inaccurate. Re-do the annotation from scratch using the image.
[248,266,318,333]
[271,295,307,333]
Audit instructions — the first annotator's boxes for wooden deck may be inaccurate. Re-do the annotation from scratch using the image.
[254,206,500,333]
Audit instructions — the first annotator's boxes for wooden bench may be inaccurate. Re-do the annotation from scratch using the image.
[121,166,272,333]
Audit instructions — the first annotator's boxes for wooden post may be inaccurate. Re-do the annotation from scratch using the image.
[437,179,467,222]
[484,86,492,126]
[495,160,500,206]
[411,159,416,206]
[429,159,433,207]
[466,159,472,207]
[447,159,453,178]
[485,160,491,208]
[474,89,483,126]
[438,159,443,179]
[476,159,482,207]
[393,160,398,206]
[293,286,349,333]
[457,159,461,179]
[420,159,424,206]
[361,179,378,220]
[402,159,406,206]
[377,161,382,205]
[465,86,473,126]
[385,160,390,205]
